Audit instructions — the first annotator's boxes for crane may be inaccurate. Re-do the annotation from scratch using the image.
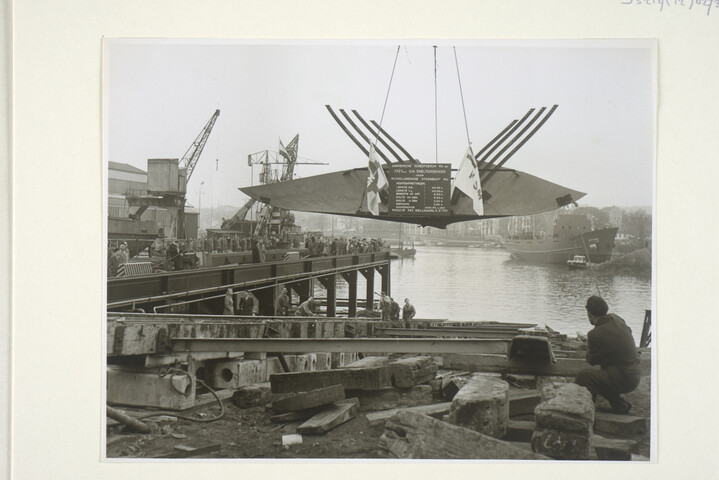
[181,109,220,183]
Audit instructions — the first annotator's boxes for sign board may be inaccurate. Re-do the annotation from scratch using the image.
[388,163,451,215]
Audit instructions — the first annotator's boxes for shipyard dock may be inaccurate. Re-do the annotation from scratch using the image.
[106,250,651,460]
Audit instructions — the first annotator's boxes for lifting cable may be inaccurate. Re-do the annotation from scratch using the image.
[434,45,439,164]
[453,46,472,148]
[374,45,401,149]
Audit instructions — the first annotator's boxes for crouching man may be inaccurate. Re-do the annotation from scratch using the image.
[574,295,640,414]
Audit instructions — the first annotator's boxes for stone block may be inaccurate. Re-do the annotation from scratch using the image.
[441,377,467,400]
[428,378,442,393]
[448,376,509,439]
[507,420,535,442]
[231,384,272,408]
[206,359,266,389]
[531,427,591,460]
[315,353,331,371]
[347,385,433,412]
[534,383,594,433]
[346,356,390,368]
[506,374,537,389]
[390,356,438,388]
[271,384,345,413]
[107,366,195,410]
[509,389,541,417]
[594,412,646,437]
[536,376,570,402]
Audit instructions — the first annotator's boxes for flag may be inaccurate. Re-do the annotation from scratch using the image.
[451,146,484,215]
[366,145,388,216]
[279,138,290,162]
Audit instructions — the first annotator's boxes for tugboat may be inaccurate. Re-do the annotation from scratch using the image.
[567,254,589,269]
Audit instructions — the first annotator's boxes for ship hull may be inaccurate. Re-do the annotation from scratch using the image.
[501,227,618,265]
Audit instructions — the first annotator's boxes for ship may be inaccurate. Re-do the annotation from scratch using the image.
[501,214,618,265]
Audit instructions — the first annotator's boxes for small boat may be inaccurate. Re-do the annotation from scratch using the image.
[567,255,589,269]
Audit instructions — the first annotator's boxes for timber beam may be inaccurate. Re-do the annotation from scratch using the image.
[170,338,510,355]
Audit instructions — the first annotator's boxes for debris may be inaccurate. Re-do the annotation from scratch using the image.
[365,402,452,427]
[171,433,187,439]
[232,384,272,408]
[162,443,222,458]
[282,434,303,446]
[379,410,548,459]
[270,367,391,393]
[508,389,541,417]
[347,385,433,412]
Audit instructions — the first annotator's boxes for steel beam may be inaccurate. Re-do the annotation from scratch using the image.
[170,338,509,355]
[374,328,524,339]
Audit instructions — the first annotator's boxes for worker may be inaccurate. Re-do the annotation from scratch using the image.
[251,239,261,263]
[574,296,640,414]
[379,292,390,321]
[236,290,259,316]
[223,288,235,315]
[118,242,130,264]
[275,287,291,316]
[388,297,401,326]
[295,297,317,317]
[402,298,416,328]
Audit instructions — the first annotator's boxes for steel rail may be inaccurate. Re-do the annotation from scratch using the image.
[170,337,510,355]
[374,328,522,339]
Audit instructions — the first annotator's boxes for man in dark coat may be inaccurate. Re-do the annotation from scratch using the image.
[236,291,259,316]
[574,296,641,414]
[402,298,416,328]
[275,287,291,316]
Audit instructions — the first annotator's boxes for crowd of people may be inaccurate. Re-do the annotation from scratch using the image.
[304,235,387,257]
[107,242,130,277]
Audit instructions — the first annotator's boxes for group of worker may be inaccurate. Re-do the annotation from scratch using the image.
[107,242,130,277]
[305,235,386,257]
[378,293,415,327]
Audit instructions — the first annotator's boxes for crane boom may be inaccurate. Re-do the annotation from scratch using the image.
[181,109,220,183]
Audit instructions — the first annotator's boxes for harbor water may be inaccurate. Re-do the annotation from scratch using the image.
[388,246,652,342]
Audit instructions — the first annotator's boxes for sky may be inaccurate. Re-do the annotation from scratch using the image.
[106,40,654,212]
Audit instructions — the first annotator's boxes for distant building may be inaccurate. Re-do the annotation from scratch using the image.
[108,161,198,240]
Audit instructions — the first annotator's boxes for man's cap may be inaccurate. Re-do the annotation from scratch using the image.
[585,296,608,316]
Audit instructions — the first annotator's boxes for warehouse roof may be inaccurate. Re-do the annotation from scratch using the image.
[109,162,146,175]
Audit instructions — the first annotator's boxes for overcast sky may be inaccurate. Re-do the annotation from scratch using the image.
[106,39,654,212]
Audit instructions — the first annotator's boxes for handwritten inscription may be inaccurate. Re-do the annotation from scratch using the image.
[622,0,718,15]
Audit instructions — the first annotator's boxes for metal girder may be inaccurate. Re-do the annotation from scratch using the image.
[170,337,510,355]
[374,328,525,339]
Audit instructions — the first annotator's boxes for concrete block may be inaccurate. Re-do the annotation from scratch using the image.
[506,374,537,389]
[206,359,266,389]
[441,377,467,400]
[534,383,595,433]
[107,366,195,410]
[531,428,591,460]
[231,384,272,408]
[347,385,433,412]
[271,384,345,413]
[594,412,646,437]
[266,356,284,376]
[509,389,541,417]
[315,353,331,371]
[448,376,509,439]
[507,420,535,442]
[244,352,267,360]
[390,356,438,388]
[330,352,345,368]
[346,352,359,364]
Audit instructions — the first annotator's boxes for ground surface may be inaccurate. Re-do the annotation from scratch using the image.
[107,374,651,460]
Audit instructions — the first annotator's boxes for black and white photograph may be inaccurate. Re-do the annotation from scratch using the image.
[103,39,655,461]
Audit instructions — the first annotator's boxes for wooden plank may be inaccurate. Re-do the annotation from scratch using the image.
[592,434,639,460]
[378,410,549,459]
[594,412,647,437]
[270,367,391,393]
[296,398,359,434]
[271,384,345,413]
[365,402,452,426]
